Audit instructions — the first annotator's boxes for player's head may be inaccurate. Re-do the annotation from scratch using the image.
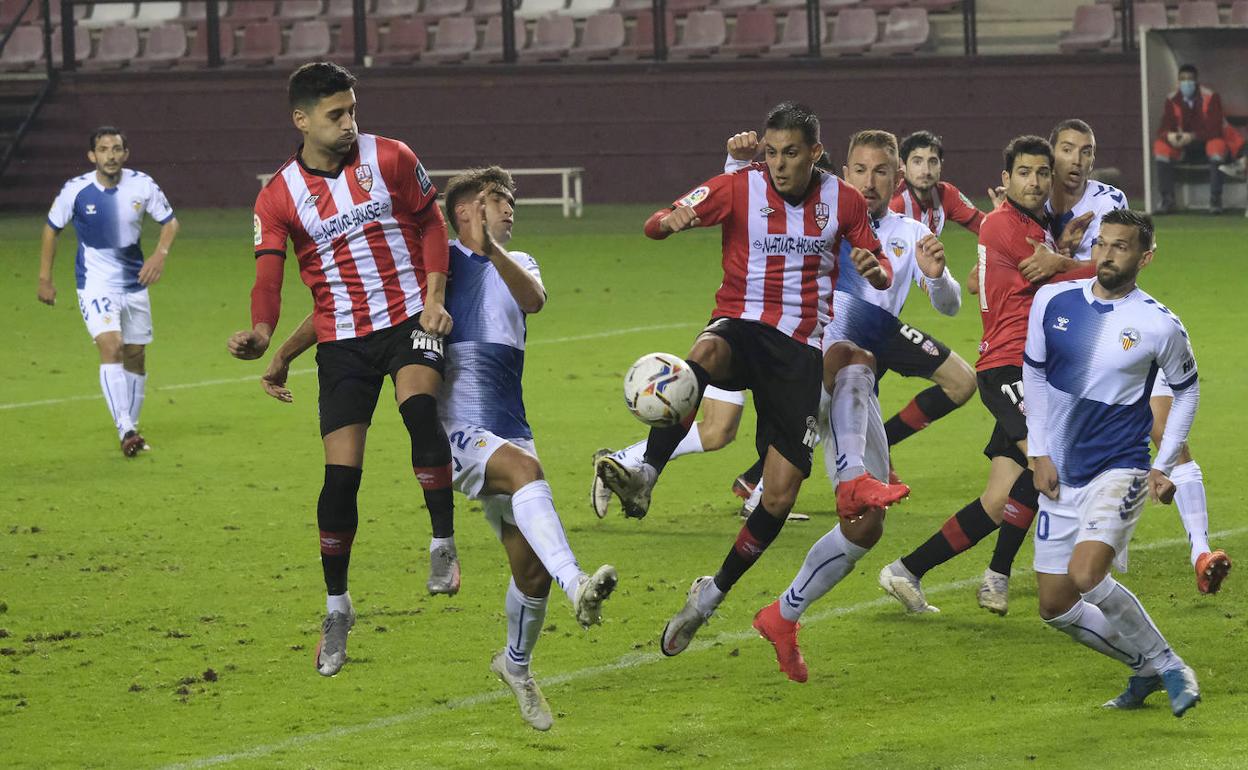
[762,102,823,197]
[1177,63,1199,98]
[1049,119,1096,194]
[1092,209,1155,292]
[288,62,358,157]
[899,130,943,194]
[1001,135,1053,214]
[444,166,517,245]
[88,126,128,179]
[843,129,899,218]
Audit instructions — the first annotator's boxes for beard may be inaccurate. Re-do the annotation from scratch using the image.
[1096,263,1136,292]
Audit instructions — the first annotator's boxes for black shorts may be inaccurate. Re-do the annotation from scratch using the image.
[878,321,952,380]
[315,314,446,437]
[702,317,822,477]
[977,365,1028,467]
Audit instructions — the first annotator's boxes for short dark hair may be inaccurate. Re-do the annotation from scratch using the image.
[1179,63,1198,78]
[899,130,943,162]
[89,126,126,151]
[1100,208,1155,250]
[764,102,820,147]
[288,62,357,110]
[1049,118,1095,147]
[1003,135,1053,174]
[443,166,517,234]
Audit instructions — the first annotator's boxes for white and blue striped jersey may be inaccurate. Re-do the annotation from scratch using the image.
[1023,279,1197,487]
[1046,180,1127,261]
[439,239,543,441]
[825,209,959,353]
[47,169,175,292]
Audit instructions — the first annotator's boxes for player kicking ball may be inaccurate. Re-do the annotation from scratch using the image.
[1025,210,1200,716]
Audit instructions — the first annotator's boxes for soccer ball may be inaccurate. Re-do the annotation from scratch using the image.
[623,352,700,428]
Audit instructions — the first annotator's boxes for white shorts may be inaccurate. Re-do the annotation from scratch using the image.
[1033,467,1150,575]
[1150,370,1172,400]
[445,421,536,540]
[77,286,153,345]
[703,384,745,407]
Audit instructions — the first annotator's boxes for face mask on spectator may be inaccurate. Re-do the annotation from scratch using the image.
[1179,80,1197,99]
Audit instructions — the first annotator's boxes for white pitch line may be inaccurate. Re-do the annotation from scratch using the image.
[160,525,1248,770]
[0,322,700,411]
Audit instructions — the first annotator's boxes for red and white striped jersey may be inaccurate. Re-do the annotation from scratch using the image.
[670,163,884,348]
[253,133,446,342]
[890,179,985,236]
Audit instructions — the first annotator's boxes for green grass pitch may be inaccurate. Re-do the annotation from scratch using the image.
[1,204,1246,768]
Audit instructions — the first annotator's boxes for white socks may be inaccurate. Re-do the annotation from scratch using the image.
[695,578,726,617]
[780,525,869,622]
[1083,575,1182,674]
[830,364,875,481]
[124,370,146,426]
[1171,461,1210,564]
[326,591,353,615]
[615,426,704,470]
[504,578,548,676]
[99,363,135,438]
[430,536,455,552]
[511,480,582,604]
[1045,599,1145,671]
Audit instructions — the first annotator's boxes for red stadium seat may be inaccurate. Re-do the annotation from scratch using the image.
[619,9,675,58]
[373,0,418,17]
[181,3,231,22]
[425,15,476,62]
[569,11,625,60]
[0,25,44,71]
[227,1,276,21]
[873,7,928,54]
[667,0,708,12]
[328,17,379,62]
[134,22,189,67]
[912,0,959,10]
[185,20,237,63]
[1232,0,1248,25]
[770,8,826,57]
[825,7,876,54]
[231,19,281,65]
[519,14,575,61]
[373,16,424,64]
[1176,1,1220,26]
[47,1,89,23]
[1059,4,1114,52]
[713,0,758,8]
[0,0,40,28]
[722,8,776,57]
[50,25,92,65]
[668,9,725,58]
[468,13,526,62]
[277,0,323,19]
[419,0,468,17]
[325,0,372,19]
[276,19,331,63]
[84,25,139,68]
[1134,2,1169,30]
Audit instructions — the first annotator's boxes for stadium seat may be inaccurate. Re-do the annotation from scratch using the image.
[278,0,323,19]
[133,22,188,66]
[47,1,89,23]
[516,0,567,18]
[861,0,908,10]
[0,24,44,71]
[465,0,501,18]
[769,8,825,57]
[50,24,92,65]
[468,13,527,62]
[372,0,417,16]
[0,0,39,28]
[1176,1,1220,25]
[131,2,182,26]
[668,9,725,58]
[373,16,423,63]
[184,19,237,62]
[325,0,365,18]
[825,7,876,54]
[569,10,624,59]
[1232,0,1248,25]
[519,14,575,61]
[83,25,139,67]
[1134,2,1169,30]
[231,19,281,65]
[425,15,476,62]
[328,17,379,61]
[873,7,928,54]
[227,1,276,21]
[1059,5,1114,52]
[419,0,468,17]
[912,0,959,10]
[275,19,331,63]
[714,0,760,9]
[722,8,776,57]
[566,0,614,17]
[619,9,675,58]
[181,3,230,21]
[82,2,137,28]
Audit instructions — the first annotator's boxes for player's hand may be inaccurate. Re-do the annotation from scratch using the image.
[851,247,889,289]
[966,262,979,296]
[1056,211,1095,256]
[261,354,293,403]
[987,185,1007,208]
[420,301,453,337]
[1033,456,1060,500]
[915,234,946,278]
[37,277,56,305]
[227,329,271,360]
[474,191,503,257]
[1019,238,1067,283]
[138,252,166,286]
[726,131,760,162]
[1148,469,1176,504]
[660,204,700,234]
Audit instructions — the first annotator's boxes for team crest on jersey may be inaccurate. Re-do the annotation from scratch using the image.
[1120,327,1140,351]
[131,198,143,213]
[354,164,374,194]
[888,236,907,258]
[814,202,830,230]
[677,186,710,208]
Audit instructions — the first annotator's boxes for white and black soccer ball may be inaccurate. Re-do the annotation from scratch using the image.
[622,352,699,428]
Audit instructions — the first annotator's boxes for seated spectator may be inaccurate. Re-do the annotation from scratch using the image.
[1153,63,1246,215]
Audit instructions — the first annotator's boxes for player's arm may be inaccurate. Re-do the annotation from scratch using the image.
[475,193,546,314]
[37,224,60,305]
[415,201,453,336]
[723,130,759,173]
[843,186,892,289]
[230,193,288,360]
[915,233,961,315]
[139,217,179,287]
[944,185,987,234]
[644,176,732,240]
[1018,235,1093,283]
[259,312,316,403]
[1151,325,1200,501]
[1023,287,1056,498]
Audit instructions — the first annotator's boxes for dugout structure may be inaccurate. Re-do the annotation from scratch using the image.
[1140,27,1248,214]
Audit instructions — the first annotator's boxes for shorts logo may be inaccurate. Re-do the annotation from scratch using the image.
[1053,316,1070,332]
[253,213,262,246]
[814,202,830,230]
[676,186,710,208]
[411,328,444,355]
[888,236,907,258]
[1119,327,1140,351]
[922,339,939,357]
[474,438,488,449]
[802,416,818,450]
[354,164,374,194]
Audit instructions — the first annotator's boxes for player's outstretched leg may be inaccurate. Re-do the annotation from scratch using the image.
[978,469,1040,615]
[493,528,555,730]
[399,394,459,595]
[316,463,361,676]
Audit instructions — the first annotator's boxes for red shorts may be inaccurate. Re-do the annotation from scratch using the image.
[1154,122,1245,162]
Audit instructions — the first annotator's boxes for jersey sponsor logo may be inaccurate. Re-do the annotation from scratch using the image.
[253,213,262,246]
[1053,316,1070,332]
[758,206,775,216]
[676,185,710,208]
[307,199,393,244]
[814,202,830,230]
[416,162,432,195]
[1119,327,1140,351]
[887,236,907,258]
[85,204,97,215]
[751,234,831,257]
[304,194,319,208]
[354,164,374,194]
[410,328,444,355]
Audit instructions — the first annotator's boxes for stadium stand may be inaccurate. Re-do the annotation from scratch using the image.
[469,13,528,62]
[1135,2,1169,30]
[373,16,424,63]
[0,24,43,70]
[0,0,38,27]
[568,10,624,59]
[667,9,726,58]
[425,15,477,62]
[328,17,379,62]
[184,20,236,63]
[81,2,136,28]
[277,0,323,19]
[825,7,877,54]
[275,19,331,64]
[519,13,575,61]
[567,0,615,17]
[516,0,568,18]
[82,24,139,68]
[181,3,229,22]
[1233,0,1248,24]
[1177,1,1221,25]
[418,0,469,19]
[373,0,418,18]
[131,2,183,27]
[232,20,282,66]
[133,23,188,67]
[1059,4,1115,52]
[874,6,930,54]
[721,8,777,57]
[49,25,91,66]
[227,0,276,21]
[618,10,675,58]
